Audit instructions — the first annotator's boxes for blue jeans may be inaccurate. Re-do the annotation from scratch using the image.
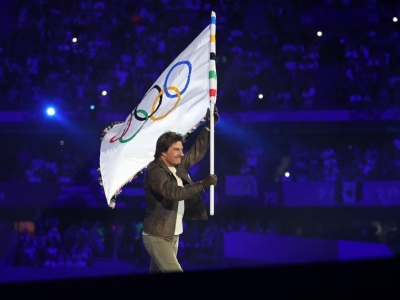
[142,234,183,274]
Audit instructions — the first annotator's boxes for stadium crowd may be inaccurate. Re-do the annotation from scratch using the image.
[1,0,400,269]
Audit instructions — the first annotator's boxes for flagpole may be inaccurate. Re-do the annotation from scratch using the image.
[209,11,217,216]
[210,103,215,216]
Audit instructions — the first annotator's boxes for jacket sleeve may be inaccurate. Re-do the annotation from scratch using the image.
[181,127,210,171]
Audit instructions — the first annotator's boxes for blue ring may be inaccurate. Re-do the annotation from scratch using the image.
[163,60,192,98]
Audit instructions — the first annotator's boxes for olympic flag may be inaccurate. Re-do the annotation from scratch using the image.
[99,12,217,208]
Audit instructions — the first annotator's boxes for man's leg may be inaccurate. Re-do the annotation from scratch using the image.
[142,235,183,273]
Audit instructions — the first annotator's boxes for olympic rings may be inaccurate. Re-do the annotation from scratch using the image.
[133,85,162,121]
[150,86,181,121]
[119,116,147,143]
[110,112,134,143]
[108,60,192,144]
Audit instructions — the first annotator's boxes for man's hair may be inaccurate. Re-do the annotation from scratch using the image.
[154,131,184,159]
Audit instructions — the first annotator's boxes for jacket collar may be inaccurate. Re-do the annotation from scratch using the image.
[155,158,175,174]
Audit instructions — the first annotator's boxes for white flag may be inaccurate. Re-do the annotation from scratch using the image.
[99,12,217,206]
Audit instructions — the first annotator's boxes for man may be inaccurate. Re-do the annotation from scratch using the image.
[141,107,219,273]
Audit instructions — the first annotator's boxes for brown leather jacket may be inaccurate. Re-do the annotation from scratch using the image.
[142,127,209,240]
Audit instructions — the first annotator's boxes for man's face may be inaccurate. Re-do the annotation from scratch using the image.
[161,141,184,167]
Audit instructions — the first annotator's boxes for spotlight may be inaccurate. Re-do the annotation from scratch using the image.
[46,106,56,116]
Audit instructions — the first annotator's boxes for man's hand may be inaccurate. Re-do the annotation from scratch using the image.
[109,201,116,209]
[205,107,219,129]
[201,174,218,189]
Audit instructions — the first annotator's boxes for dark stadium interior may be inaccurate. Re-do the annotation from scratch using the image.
[1,0,400,297]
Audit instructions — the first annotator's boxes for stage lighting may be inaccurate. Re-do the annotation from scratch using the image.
[46,106,56,116]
